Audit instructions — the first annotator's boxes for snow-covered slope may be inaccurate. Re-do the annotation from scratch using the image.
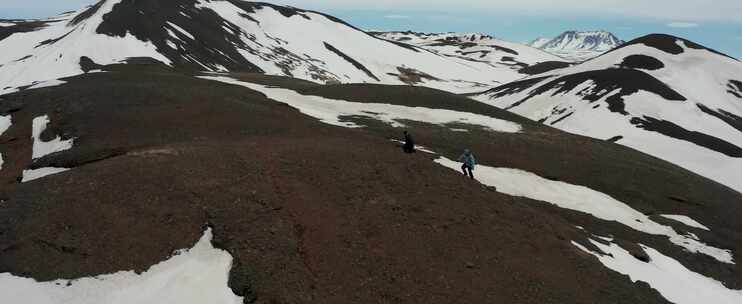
[0,0,530,95]
[529,31,624,62]
[474,34,742,193]
[373,31,566,74]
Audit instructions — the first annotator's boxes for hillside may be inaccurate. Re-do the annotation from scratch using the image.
[0,0,526,95]
[0,59,741,303]
[474,34,742,193]
[1,2,741,304]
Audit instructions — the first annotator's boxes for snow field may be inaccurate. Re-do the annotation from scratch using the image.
[0,228,243,304]
[573,239,742,304]
[21,167,71,183]
[200,76,522,133]
[433,157,733,264]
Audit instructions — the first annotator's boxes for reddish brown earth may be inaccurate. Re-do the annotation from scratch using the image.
[0,65,740,303]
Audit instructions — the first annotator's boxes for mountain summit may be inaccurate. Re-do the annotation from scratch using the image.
[529,31,625,61]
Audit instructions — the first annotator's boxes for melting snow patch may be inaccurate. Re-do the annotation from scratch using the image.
[167,22,195,40]
[433,157,734,264]
[660,214,711,231]
[0,228,243,304]
[200,76,522,133]
[0,115,10,171]
[21,167,70,183]
[166,40,178,49]
[0,22,15,27]
[32,115,73,159]
[573,239,742,304]
[26,79,66,90]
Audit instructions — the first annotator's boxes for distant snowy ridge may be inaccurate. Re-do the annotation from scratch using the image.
[372,31,566,73]
[0,0,551,95]
[529,31,625,61]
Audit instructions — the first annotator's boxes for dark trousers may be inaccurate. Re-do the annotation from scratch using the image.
[403,144,415,153]
[461,164,474,179]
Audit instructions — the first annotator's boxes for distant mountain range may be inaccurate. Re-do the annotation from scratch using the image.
[371,31,564,70]
[529,31,625,61]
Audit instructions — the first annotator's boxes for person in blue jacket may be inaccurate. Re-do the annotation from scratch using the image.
[458,149,476,179]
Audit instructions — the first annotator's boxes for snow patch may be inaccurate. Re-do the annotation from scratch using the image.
[31,115,73,159]
[573,239,742,304]
[434,157,734,264]
[166,40,178,49]
[0,115,10,171]
[166,22,195,40]
[21,167,70,183]
[660,214,711,231]
[0,22,15,27]
[26,79,66,90]
[200,76,522,133]
[0,228,244,304]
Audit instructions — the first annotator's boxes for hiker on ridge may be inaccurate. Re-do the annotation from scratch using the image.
[403,131,416,153]
[459,149,476,179]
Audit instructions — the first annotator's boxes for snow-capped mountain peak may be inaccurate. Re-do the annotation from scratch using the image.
[528,37,551,49]
[529,30,625,61]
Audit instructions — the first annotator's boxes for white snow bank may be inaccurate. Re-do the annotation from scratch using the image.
[21,167,70,183]
[434,157,734,264]
[0,115,10,135]
[573,239,742,304]
[199,76,522,133]
[0,228,243,304]
[0,22,15,27]
[31,115,73,159]
[26,79,66,90]
[0,115,10,170]
[660,215,711,231]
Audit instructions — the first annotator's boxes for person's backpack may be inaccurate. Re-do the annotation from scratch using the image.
[467,154,477,168]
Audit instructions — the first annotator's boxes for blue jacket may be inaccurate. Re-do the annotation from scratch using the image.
[460,152,476,168]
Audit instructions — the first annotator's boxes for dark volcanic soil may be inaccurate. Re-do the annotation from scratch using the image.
[0,66,741,303]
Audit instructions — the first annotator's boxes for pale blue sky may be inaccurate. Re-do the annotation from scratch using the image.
[1,0,740,57]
